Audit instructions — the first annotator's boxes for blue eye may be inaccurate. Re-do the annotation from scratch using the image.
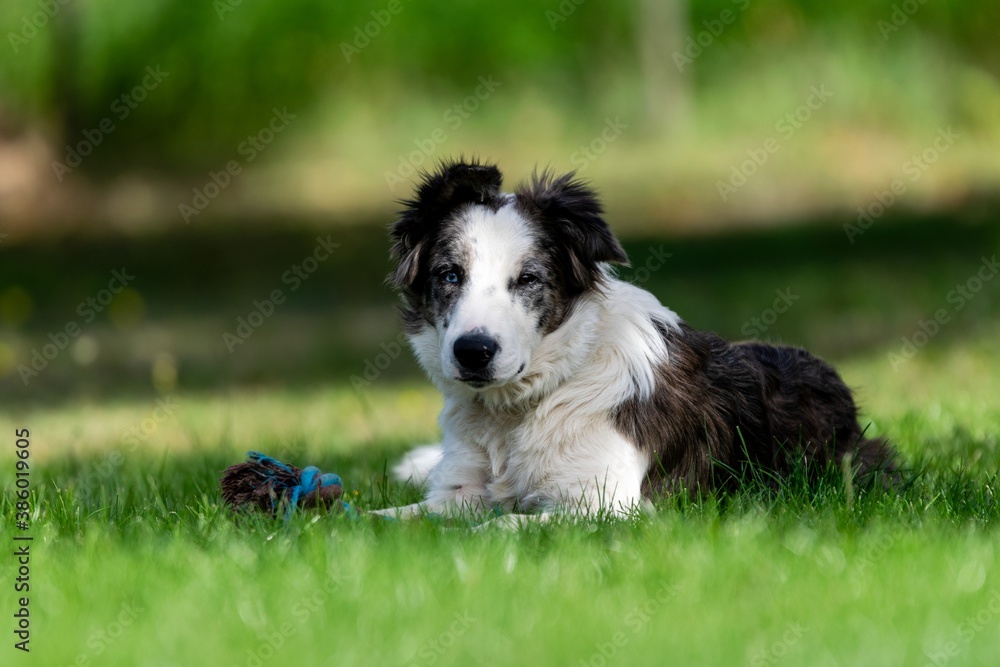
[444,271,459,284]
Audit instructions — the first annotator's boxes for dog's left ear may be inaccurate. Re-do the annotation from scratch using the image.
[516,170,628,291]
[390,160,503,292]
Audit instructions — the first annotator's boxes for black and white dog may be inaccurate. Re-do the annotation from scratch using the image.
[377,160,897,521]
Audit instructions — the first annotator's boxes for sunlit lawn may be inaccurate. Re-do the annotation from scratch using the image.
[3,315,1000,666]
[2,215,999,666]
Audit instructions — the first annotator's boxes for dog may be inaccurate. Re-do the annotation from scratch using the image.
[375,159,898,522]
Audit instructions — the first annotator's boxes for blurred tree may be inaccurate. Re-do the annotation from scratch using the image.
[635,0,690,131]
[0,0,996,174]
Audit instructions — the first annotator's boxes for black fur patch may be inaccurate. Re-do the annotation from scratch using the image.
[425,238,472,329]
[514,170,628,294]
[389,159,503,332]
[614,322,899,494]
[505,258,562,333]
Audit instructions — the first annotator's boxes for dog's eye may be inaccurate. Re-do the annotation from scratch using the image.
[517,273,539,286]
[442,271,460,284]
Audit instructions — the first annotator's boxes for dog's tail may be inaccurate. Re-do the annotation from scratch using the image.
[843,436,903,488]
[391,443,443,487]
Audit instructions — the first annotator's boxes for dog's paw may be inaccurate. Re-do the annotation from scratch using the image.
[391,443,443,487]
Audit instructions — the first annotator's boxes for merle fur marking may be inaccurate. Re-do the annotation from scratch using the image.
[383,160,899,520]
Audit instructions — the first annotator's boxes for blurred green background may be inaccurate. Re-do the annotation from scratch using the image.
[5,7,1000,665]
[1,0,999,410]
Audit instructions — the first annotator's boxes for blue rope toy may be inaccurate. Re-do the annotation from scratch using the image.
[220,451,357,520]
[221,451,503,524]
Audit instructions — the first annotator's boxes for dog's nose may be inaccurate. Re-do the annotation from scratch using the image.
[453,334,499,371]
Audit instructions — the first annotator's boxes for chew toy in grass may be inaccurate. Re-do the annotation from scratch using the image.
[220,451,348,519]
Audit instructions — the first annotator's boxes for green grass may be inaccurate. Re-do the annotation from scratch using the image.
[2,215,999,665]
[2,328,1000,666]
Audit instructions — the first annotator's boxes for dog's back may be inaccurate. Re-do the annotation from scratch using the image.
[617,322,899,495]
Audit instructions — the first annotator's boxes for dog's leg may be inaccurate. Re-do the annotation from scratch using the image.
[370,501,444,519]
[514,426,648,519]
[374,441,491,520]
[473,512,556,531]
[391,443,443,487]
[474,497,653,531]
[473,468,649,532]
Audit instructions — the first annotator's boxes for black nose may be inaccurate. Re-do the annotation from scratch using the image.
[453,333,499,371]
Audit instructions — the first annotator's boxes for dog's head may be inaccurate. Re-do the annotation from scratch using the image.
[389,159,628,389]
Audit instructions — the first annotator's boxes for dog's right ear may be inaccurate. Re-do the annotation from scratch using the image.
[515,170,627,293]
[390,160,503,292]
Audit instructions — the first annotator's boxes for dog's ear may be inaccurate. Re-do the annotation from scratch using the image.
[516,170,628,291]
[390,160,503,292]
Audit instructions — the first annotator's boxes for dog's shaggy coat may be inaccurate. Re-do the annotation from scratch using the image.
[381,160,897,519]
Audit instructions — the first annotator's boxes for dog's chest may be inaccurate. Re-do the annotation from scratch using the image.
[461,408,572,506]
[465,411,529,478]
